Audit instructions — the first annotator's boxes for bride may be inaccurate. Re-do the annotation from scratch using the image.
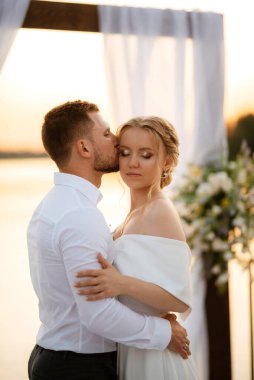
[76,116,198,379]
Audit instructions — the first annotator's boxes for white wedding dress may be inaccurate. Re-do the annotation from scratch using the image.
[112,234,198,380]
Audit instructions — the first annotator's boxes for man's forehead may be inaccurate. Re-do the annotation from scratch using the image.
[92,122,110,132]
[88,111,109,129]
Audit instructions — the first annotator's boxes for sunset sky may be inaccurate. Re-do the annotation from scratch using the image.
[0,0,253,152]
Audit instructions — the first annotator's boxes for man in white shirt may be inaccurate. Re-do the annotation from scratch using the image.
[27,100,190,380]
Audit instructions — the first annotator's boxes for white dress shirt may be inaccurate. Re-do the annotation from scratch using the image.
[27,172,171,353]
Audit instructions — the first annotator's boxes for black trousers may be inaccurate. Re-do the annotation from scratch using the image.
[28,345,118,380]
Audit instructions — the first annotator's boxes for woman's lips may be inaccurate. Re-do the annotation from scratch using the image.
[125,172,142,177]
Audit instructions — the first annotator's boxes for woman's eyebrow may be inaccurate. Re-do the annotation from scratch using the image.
[119,145,154,151]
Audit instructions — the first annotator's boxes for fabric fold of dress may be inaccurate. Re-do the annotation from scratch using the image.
[112,234,198,380]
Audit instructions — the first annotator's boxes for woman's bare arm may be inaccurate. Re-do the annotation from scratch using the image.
[75,253,188,313]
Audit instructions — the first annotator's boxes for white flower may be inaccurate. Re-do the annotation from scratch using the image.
[216,272,228,286]
[208,172,233,193]
[206,231,215,241]
[211,265,221,275]
[207,172,224,193]
[221,177,234,192]
[237,169,247,185]
[212,238,229,251]
[192,218,205,230]
[233,217,246,228]
[211,205,222,216]
[196,182,213,197]
[223,251,233,261]
[229,162,237,170]
[236,201,245,213]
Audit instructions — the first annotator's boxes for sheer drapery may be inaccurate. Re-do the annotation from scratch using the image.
[99,5,226,170]
[0,0,30,71]
[99,6,226,380]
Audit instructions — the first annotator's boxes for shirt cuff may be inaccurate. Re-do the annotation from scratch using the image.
[150,317,172,350]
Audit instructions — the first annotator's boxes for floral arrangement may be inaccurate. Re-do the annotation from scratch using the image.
[173,142,254,293]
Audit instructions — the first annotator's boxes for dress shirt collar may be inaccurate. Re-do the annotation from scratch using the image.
[54,172,102,205]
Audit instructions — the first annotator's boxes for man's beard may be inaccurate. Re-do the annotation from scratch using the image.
[93,149,119,173]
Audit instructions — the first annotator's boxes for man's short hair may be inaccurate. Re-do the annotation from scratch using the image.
[41,100,99,167]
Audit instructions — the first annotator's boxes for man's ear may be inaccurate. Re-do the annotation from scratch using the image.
[76,139,92,158]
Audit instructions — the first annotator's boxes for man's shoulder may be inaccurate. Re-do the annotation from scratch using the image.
[37,185,94,217]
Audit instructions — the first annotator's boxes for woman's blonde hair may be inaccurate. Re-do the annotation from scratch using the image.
[117,116,179,189]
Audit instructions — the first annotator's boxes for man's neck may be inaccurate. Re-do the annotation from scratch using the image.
[60,167,102,188]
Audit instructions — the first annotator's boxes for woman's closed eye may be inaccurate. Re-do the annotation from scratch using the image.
[141,152,153,159]
[119,148,131,157]
[119,149,153,159]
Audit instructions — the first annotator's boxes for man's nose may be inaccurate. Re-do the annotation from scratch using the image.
[111,133,118,147]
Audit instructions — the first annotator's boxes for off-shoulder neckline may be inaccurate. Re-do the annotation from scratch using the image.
[114,233,188,246]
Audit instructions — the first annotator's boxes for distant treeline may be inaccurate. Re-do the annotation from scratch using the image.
[0,152,47,159]
[228,113,254,159]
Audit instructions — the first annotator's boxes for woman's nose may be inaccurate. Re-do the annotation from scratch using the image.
[128,154,139,167]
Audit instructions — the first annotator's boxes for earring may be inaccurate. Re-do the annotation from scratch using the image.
[161,170,168,179]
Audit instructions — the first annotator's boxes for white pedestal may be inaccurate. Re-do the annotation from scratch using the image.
[228,259,253,380]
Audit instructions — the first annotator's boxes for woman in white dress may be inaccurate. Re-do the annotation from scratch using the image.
[76,116,198,379]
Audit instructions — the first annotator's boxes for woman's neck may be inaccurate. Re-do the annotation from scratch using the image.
[129,188,163,211]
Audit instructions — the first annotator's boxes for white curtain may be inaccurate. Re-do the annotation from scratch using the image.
[0,0,30,71]
[99,6,226,380]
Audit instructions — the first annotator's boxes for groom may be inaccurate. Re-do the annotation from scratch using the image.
[27,100,190,380]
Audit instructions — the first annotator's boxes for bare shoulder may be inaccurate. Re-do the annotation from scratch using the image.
[141,197,186,241]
